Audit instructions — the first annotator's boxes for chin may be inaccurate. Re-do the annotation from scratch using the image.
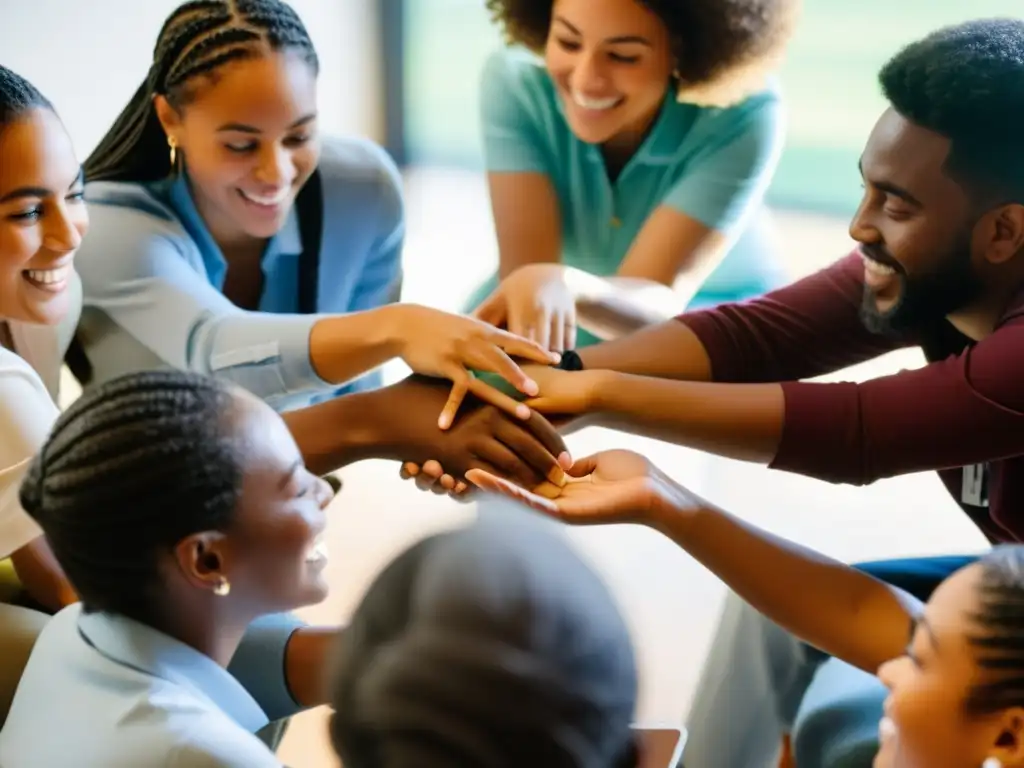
[12,293,72,327]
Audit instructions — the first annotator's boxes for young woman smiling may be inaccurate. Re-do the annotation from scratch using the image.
[470,0,801,351]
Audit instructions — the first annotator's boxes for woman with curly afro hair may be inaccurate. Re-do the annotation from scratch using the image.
[469,0,801,353]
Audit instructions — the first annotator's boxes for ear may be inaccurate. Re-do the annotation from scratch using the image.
[152,94,183,140]
[988,707,1024,766]
[173,531,231,595]
[979,203,1024,266]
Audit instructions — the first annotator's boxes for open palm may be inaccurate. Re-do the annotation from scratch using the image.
[467,449,664,525]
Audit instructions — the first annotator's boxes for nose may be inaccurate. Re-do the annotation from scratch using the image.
[570,50,610,94]
[43,204,83,254]
[876,658,897,690]
[848,196,880,245]
[254,144,294,188]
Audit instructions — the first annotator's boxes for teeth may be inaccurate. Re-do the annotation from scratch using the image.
[24,266,70,284]
[862,254,896,276]
[240,188,288,206]
[304,534,328,564]
[878,717,897,739]
[572,91,621,111]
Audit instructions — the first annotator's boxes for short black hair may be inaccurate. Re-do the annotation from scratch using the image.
[19,370,243,624]
[487,0,801,106]
[879,18,1024,204]
[84,0,319,183]
[0,65,52,131]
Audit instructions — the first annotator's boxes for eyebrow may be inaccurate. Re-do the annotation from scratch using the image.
[552,16,653,46]
[217,113,318,134]
[858,159,923,207]
[0,166,85,204]
[277,458,303,491]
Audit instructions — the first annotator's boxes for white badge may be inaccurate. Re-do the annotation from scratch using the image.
[962,463,989,508]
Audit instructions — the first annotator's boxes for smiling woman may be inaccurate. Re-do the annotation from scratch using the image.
[465,0,801,352]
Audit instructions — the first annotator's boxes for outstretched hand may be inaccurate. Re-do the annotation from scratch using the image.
[466,449,683,525]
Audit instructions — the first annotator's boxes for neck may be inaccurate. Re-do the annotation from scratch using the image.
[947,283,1024,340]
[151,601,253,668]
[600,101,663,176]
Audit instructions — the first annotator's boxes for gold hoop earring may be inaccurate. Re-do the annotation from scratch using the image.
[168,137,178,170]
[213,578,231,597]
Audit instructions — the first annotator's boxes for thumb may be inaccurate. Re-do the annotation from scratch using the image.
[566,453,601,478]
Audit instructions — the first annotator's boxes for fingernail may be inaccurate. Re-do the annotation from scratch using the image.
[438,414,451,429]
[547,466,567,486]
[523,378,539,396]
[516,404,530,419]
[550,353,562,364]
[558,451,572,470]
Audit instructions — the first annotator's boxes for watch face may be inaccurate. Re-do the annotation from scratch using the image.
[634,727,686,768]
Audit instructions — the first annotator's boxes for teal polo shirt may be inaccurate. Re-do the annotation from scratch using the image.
[474,48,787,310]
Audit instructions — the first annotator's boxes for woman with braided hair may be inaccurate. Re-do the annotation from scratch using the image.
[71,0,572,461]
[468,0,802,352]
[0,370,336,766]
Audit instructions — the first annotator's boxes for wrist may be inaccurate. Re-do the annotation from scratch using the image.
[369,304,410,359]
[586,369,619,412]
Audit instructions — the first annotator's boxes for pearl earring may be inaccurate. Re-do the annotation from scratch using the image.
[982,757,1003,768]
[168,136,178,170]
[212,578,231,597]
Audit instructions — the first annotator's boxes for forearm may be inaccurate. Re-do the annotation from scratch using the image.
[10,538,77,612]
[571,270,690,341]
[588,372,783,462]
[307,304,406,386]
[577,319,714,380]
[650,490,917,673]
[282,387,402,476]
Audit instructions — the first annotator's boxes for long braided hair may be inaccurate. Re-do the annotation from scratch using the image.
[84,0,319,183]
[19,370,243,624]
[0,65,53,133]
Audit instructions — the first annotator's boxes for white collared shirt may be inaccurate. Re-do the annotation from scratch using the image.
[0,604,284,767]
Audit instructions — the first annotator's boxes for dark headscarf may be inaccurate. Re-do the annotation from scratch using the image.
[330,499,639,768]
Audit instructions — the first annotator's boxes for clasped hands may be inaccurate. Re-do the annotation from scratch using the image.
[400,363,605,496]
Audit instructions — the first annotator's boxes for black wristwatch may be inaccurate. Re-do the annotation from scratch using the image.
[555,349,584,371]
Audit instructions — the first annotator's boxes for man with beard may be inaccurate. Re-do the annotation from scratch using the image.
[409,16,1024,768]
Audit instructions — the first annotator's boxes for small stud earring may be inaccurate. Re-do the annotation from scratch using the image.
[983,757,1003,768]
[212,578,231,597]
[168,136,178,170]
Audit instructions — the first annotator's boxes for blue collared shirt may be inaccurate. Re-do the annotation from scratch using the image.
[0,605,282,767]
[75,137,403,412]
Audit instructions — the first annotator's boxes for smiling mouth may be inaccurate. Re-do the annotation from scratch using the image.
[23,264,72,293]
[570,90,624,112]
[237,187,289,209]
[304,533,329,565]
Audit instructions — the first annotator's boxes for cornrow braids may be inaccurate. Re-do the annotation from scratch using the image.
[84,0,319,183]
[0,65,52,132]
[19,370,243,624]
[964,546,1024,715]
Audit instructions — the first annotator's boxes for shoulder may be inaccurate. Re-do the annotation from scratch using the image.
[480,48,558,120]
[78,181,191,279]
[316,136,401,195]
[316,136,402,220]
[0,347,57,427]
[689,80,784,145]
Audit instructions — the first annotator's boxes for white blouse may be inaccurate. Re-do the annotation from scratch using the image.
[0,272,81,558]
